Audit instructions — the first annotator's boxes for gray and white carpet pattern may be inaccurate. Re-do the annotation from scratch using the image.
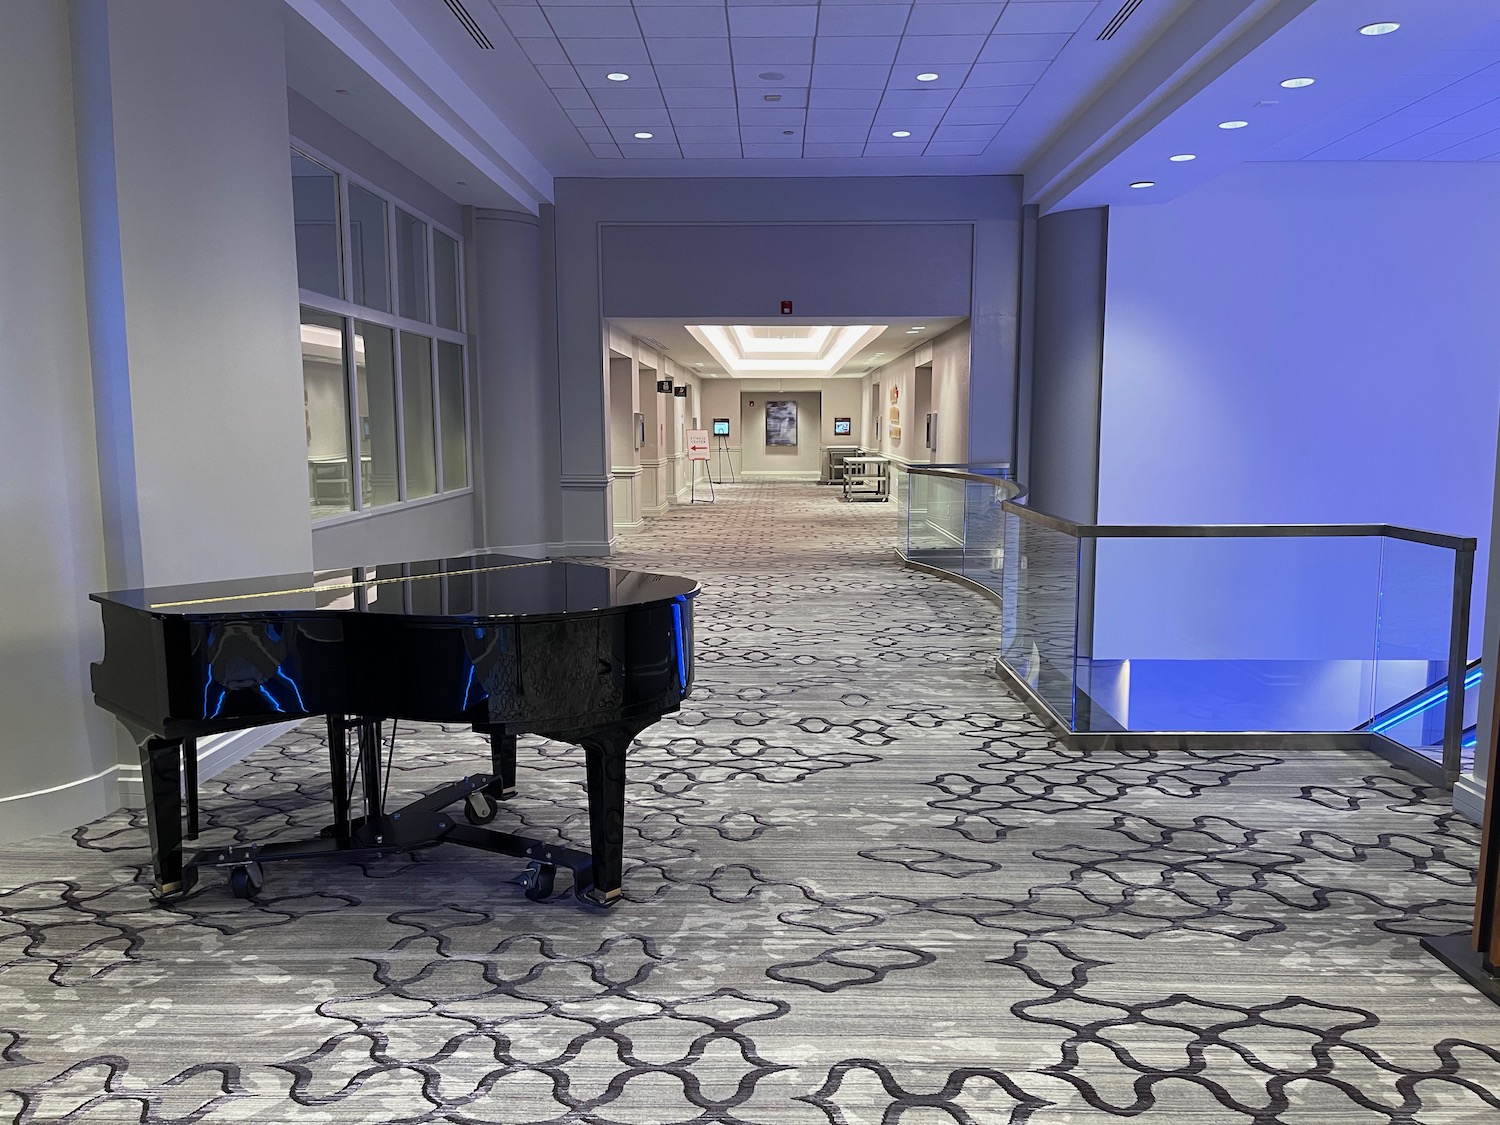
[4,481,1500,1123]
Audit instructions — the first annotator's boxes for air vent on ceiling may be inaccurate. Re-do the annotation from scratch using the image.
[1097,0,1145,41]
[445,0,494,48]
[640,338,670,353]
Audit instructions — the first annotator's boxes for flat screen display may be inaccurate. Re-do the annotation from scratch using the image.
[833,418,852,436]
[712,419,730,436]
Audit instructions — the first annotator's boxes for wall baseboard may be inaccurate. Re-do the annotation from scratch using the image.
[116,720,302,808]
[741,471,820,480]
[1455,773,1486,826]
[613,518,645,535]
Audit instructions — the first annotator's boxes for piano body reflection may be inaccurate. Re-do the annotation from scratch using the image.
[90,554,698,906]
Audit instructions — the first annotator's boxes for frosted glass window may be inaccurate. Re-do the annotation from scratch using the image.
[301,308,351,518]
[347,184,390,312]
[291,153,341,298]
[437,341,467,490]
[354,322,399,508]
[397,210,429,322]
[434,231,461,330]
[400,333,437,499]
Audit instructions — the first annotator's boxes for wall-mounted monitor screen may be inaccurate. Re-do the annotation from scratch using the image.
[833,417,852,436]
[712,418,730,436]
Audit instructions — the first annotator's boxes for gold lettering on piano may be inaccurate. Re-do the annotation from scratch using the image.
[148,560,552,610]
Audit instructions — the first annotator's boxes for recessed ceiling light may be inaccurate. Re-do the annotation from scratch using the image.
[891,130,912,138]
[758,71,785,81]
[607,72,630,82]
[763,94,782,102]
[1168,154,1196,162]
[916,72,940,82]
[1280,77,1315,88]
[456,179,468,185]
[634,131,654,139]
[1218,120,1250,130]
[783,129,796,135]
[1130,181,1155,189]
[911,326,926,330]
[1359,22,1400,36]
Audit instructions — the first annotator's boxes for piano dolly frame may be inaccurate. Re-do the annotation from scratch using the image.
[136,714,645,909]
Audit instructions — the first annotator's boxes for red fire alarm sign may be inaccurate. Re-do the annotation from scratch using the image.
[780,301,793,315]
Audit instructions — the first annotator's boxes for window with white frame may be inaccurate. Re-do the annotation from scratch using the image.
[291,146,470,521]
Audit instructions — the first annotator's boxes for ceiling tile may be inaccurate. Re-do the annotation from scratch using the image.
[741,124,805,142]
[566,106,607,127]
[743,142,803,156]
[810,88,885,108]
[617,144,684,158]
[805,124,872,142]
[588,143,623,157]
[654,64,736,87]
[966,60,1047,85]
[635,6,728,35]
[992,1,1095,34]
[808,107,877,126]
[540,0,631,6]
[815,37,900,64]
[815,6,912,35]
[878,87,956,108]
[675,125,743,142]
[579,65,660,88]
[589,86,669,108]
[667,104,742,124]
[562,38,650,64]
[977,32,1068,62]
[1421,131,1500,159]
[940,104,1013,126]
[803,142,866,156]
[535,64,584,88]
[649,37,732,63]
[729,6,818,36]
[737,105,809,125]
[610,124,676,140]
[904,4,1004,35]
[923,140,989,155]
[886,67,964,89]
[874,106,945,127]
[494,6,555,38]
[811,63,892,88]
[519,38,570,65]
[895,35,986,64]
[600,106,674,126]
[1371,135,1473,160]
[542,7,641,36]
[663,90,738,111]
[576,126,615,142]
[632,0,726,6]
[861,140,927,155]
[553,88,596,109]
[932,123,999,141]
[948,84,1032,107]
[734,65,813,86]
[679,143,745,157]
[731,37,816,64]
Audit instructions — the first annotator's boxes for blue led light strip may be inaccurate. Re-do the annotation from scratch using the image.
[1369,666,1482,734]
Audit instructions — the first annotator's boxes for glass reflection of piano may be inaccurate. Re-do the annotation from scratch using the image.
[90,554,698,907]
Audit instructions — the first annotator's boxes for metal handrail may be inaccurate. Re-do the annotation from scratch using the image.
[906,465,1477,552]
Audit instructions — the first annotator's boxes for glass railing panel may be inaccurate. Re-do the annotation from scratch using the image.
[961,479,1005,593]
[907,473,968,561]
[1085,535,1384,732]
[1001,511,1080,723]
[1370,536,1460,755]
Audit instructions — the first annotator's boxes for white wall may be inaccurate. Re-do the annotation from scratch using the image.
[0,0,118,840]
[740,388,823,478]
[863,323,972,465]
[1096,162,1500,661]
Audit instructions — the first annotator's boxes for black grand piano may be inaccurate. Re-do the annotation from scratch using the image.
[90,553,698,907]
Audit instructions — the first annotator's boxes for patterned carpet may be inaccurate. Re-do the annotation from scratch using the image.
[4,481,1500,1123]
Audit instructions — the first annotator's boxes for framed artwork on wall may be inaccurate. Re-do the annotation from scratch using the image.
[766,400,797,446]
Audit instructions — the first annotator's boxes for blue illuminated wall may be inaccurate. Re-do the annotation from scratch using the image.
[1094,160,1500,662]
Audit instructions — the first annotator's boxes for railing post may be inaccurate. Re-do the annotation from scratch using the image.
[1444,544,1476,785]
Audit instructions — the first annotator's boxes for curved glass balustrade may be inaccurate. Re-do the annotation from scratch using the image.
[897,466,1479,784]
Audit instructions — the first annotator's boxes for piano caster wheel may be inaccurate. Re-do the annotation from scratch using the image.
[464,791,498,826]
[521,861,555,902]
[228,862,264,901]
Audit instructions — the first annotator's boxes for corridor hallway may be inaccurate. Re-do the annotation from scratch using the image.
[4,481,1500,1123]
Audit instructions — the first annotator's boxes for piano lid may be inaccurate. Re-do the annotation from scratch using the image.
[90,553,699,621]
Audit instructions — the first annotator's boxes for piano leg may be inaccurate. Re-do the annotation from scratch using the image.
[326,716,352,839]
[138,737,196,899]
[488,730,518,799]
[578,725,636,908]
[182,736,199,839]
[358,718,385,838]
